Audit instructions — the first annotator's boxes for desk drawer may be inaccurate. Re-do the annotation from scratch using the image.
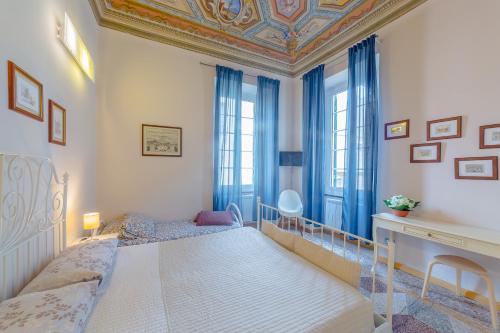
[403,226,464,246]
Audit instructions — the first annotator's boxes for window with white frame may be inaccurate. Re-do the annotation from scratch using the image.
[325,70,348,197]
[241,99,255,187]
[220,83,256,190]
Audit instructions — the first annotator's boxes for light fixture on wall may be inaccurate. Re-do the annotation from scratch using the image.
[58,13,95,81]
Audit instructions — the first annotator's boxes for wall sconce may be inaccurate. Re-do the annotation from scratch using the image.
[58,13,95,81]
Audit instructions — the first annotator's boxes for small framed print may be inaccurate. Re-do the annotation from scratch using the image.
[455,156,498,180]
[385,119,410,140]
[8,60,44,121]
[142,124,182,157]
[410,143,441,163]
[427,116,462,141]
[48,100,66,146]
[480,124,500,149]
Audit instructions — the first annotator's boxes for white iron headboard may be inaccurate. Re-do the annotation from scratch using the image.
[0,154,68,301]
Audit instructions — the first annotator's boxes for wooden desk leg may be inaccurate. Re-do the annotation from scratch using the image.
[372,223,378,295]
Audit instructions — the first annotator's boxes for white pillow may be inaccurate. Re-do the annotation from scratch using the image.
[19,238,118,295]
[0,281,98,333]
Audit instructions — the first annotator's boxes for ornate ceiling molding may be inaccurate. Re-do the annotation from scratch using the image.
[89,0,427,77]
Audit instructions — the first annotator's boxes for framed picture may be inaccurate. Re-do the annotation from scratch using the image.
[8,60,44,121]
[410,143,441,163]
[385,119,410,140]
[48,100,66,146]
[427,116,462,141]
[480,124,500,149]
[142,124,182,157]
[454,156,498,180]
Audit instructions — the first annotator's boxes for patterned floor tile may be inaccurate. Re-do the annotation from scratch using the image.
[372,292,409,315]
[393,314,439,333]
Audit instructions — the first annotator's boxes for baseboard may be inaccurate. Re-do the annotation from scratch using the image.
[378,256,500,311]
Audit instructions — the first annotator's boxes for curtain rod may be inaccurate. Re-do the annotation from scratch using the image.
[199,62,259,78]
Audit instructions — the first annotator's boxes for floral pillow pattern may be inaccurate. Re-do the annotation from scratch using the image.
[19,239,118,296]
[0,281,98,333]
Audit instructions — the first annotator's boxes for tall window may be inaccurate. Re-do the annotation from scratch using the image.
[329,90,347,195]
[325,68,348,197]
[221,84,256,189]
[241,100,254,187]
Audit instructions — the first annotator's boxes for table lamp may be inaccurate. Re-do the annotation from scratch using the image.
[83,212,100,240]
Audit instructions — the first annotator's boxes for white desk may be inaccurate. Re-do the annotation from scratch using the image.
[372,213,500,263]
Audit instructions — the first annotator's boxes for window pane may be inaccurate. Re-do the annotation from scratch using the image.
[336,131,346,150]
[242,134,253,151]
[242,118,254,135]
[242,101,254,118]
[223,168,233,186]
[337,91,347,111]
[222,150,234,168]
[335,169,345,189]
[222,133,235,151]
[242,168,253,185]
[335,149,345,169]
[336,111,346,131]
[242,151,253,169]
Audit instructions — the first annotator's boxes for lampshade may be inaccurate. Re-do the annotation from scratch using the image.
[83,212,100,230]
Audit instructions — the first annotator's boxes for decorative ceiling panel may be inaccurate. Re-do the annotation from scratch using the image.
[89,0,427,76]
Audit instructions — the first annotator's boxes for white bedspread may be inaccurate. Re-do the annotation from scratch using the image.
[86,227,375,333]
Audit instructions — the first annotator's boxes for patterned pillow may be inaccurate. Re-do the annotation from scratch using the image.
[19,239,118,296]
[118,214,157,240]
[99,219,125,235]
[0,281,98,333]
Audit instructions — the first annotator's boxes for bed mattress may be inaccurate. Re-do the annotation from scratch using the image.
[86,227,375,333]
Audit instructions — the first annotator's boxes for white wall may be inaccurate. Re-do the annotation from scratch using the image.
[292,0,500,297]
[96,28,295,222]
[0,0,98,243]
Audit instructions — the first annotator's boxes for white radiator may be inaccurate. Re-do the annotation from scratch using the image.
[241,193,254,222]
[324,196,343,229]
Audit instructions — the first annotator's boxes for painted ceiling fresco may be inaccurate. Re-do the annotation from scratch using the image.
[90,0,423,75]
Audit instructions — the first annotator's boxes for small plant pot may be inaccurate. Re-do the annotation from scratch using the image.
[392,210,409,218]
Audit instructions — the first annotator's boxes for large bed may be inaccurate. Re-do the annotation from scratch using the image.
[87,227,375,333]
[0,154,395,333]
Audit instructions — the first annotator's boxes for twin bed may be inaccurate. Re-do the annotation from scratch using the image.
[0,154,395,333]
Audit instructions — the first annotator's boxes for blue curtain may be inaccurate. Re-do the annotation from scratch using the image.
[342,35,379,240]
[302,65,326,222]
[253,76,280,219]
[213,65,243,211]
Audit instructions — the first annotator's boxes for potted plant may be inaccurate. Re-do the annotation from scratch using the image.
[383,195,420,217]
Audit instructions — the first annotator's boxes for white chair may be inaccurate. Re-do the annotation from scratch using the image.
[278,190,303,229]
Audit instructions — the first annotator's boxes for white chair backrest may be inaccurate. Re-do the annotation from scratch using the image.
[278,190,303,214]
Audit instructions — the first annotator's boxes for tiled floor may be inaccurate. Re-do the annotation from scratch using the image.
[295,228,499,333]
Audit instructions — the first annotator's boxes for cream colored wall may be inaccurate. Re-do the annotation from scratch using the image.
[96,28,295,222]
[376,0,500,297]
[0,0,98,243]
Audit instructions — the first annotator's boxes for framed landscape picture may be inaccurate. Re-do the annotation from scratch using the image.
[8,61,43,121]
[480,124,500,149]
[410,143,441,163]
[385,119,410,140]
[455,156,498,180]
[48,100,66,146]
[427,116,462,141]
[142,124,182,157]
